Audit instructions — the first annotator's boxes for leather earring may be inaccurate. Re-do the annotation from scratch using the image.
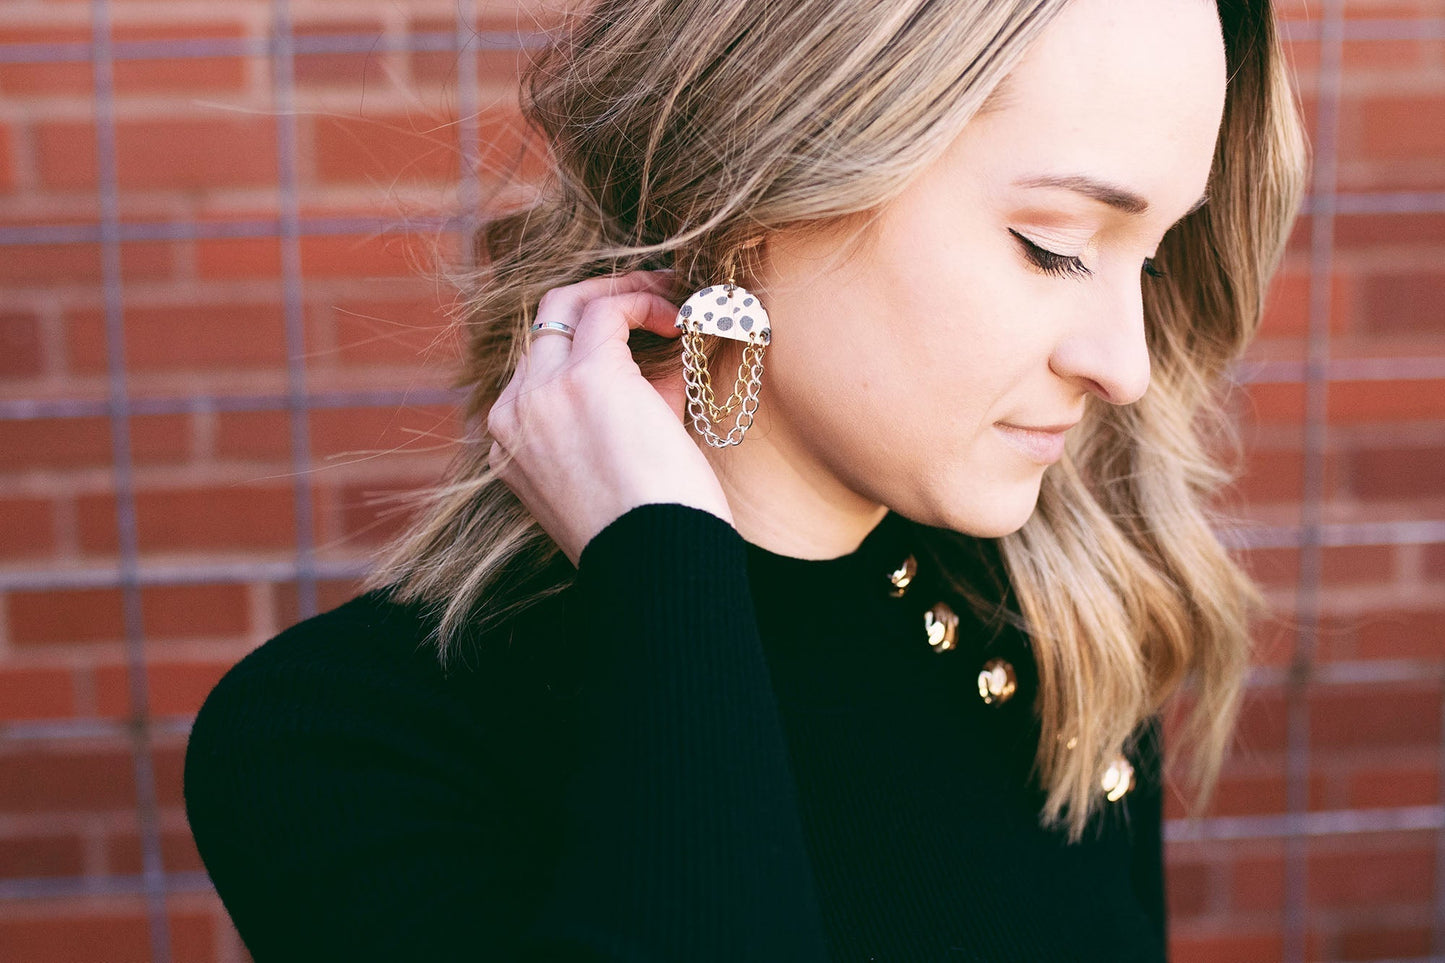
[674,253,770,448]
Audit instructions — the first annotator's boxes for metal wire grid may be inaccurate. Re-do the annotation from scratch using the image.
[0,5,1440,961]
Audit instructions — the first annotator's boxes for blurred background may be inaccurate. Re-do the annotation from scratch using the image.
[0,0,1441,960]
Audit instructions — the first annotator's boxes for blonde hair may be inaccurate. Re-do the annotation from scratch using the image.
[363,0,1309,842]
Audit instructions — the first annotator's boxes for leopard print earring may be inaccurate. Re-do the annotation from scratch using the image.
[674,251,771,448]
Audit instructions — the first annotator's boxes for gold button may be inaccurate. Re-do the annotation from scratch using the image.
[887,554,917,597]
[1102,754,1135,802]
[923,601,957,653]
[976,657,1017,705]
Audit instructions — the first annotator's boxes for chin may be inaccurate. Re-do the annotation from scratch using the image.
[926,479,1044,540]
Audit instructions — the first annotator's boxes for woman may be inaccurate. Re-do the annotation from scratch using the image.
[183,0,1307,959]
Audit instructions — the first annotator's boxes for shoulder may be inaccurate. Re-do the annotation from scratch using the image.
[182,584,568,823]
[179,587,567,959]
[188,588,456,746]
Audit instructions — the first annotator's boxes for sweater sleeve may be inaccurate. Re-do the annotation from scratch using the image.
[182,501,832,963]
[1128,713,1169,959]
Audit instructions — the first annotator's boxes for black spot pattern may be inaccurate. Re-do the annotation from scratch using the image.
[699,286,714,296]
[716,296,727,305]
[680,304,692,318]
[740,315,753,331]
[743,297,754,306]
[717,316,733,331]
[704,312,713,321]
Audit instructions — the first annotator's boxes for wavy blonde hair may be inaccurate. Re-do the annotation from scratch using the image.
[363,0,1309,842]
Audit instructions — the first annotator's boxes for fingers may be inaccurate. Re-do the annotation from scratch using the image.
[525,269,678,378]
[569,290,681,360]
[525,270,673,365]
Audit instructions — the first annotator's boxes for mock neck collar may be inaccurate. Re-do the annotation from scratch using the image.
[740,509,919,603]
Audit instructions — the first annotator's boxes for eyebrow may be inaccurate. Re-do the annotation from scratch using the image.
[1014,173,1210,220]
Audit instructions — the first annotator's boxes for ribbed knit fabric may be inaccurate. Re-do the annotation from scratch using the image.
[183,501,1168,962]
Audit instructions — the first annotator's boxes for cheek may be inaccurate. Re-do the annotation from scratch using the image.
[882,258,1044,425]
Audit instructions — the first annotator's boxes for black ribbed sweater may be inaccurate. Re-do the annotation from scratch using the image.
[183,501,1168,962]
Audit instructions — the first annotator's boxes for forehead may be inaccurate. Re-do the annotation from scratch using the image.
[965,0,1227,214]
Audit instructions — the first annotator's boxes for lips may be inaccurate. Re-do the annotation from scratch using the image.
[994,422,1072,465]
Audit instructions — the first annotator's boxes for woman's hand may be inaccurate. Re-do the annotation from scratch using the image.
[486,268,736,566]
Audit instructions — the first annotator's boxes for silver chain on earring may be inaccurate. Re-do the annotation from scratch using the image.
[675,255,771,448]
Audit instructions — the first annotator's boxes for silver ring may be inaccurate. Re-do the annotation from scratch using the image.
[530,320,576,338]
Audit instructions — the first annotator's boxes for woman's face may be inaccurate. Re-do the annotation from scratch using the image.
[729,0,1228,544]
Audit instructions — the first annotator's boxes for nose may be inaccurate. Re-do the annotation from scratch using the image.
[1048,281,1152,406]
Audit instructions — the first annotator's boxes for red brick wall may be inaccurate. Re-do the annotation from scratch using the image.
[0,1,1440,961]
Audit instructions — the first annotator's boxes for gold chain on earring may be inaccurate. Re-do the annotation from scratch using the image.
[675,252,771,448]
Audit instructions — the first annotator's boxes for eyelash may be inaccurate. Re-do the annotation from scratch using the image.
[1009,229,1166,281]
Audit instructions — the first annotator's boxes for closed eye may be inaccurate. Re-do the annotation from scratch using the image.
[1010,229,1167,282]
[1009,229,1091,280]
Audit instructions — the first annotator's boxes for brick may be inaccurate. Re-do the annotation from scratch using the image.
[1230,689,1288,755]
[194,237,282,279]
[149,583,251,638]
[1353,608,1445,661]
[313,110,460,186]
[67,303,287,373]
[1236,546,1299,589]
[1355,94,1445,162]
[1170,933,1281,963]
[1330,379,1445,424]
[1320,544,1395,586]
[111,23,249,94]
[1308,839,1435,907]
[0,497,58,558]
[1219,445,1304,505]
[37,118,277,190]
[1201,771,1290,818]
[1258,269,1350,338]
[0,311,44,376]
[0,122,13,193]
[1336,212,1445,252]
[1165,859,1212,918]
[77,485,299,554]
[293,19,388,87]
[150,741,187,807]
[30,122,96,190]
[1337,925,1432,960]
[310,404,458,459]
[0,909,214,963]
[1238,382,1305,425]
[409,16,529,87]
[1231,851,1284,913]
[1355,271,1445,335]
[330,480,430,547]
[0,242,170,287]
[1345,762,1439,809]
[1310,684,1441,750]
[8,587,124,646]
[328,295,458,366]
[1426,542,1445,578]
[214,410,292,460]
[106,825,204,874]
[11,583,248,647]
[1349,445,1445,501]
[96,659,236,717]
[0,667,75,721]
[0,744,135,813]
[0,414,189,470]
[0,244,102,287]
[274,577,364,628]
[0,55,92,98]
[299,232,427,279]
[0,833,86,878]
